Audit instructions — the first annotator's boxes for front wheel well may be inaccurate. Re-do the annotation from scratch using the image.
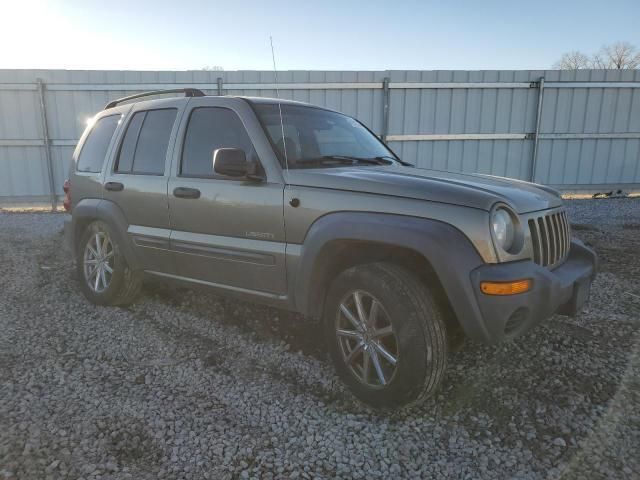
[307,240,461,339]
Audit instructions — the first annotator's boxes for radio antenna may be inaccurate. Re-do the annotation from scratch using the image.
[269,36,290,177]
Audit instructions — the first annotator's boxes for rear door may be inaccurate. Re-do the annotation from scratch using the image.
[166,98,287,294]
[72,108,128,207]
[103,98,186,273]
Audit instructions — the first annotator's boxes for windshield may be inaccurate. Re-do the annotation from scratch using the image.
[254,103,398,168]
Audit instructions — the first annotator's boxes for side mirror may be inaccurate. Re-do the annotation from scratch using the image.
[212,148,249,177]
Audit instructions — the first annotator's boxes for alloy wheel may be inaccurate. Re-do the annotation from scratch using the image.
[83,230,114,293]
[335,290,399,387]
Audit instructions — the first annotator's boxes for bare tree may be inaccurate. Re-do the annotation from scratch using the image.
[591,42,640,69]
[554,42,640,69]
[553,51,591,69]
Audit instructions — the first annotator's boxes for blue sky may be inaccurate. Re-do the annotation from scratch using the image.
[3,0,639,70]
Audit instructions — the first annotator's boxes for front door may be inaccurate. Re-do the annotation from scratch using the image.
[167,100,287,295]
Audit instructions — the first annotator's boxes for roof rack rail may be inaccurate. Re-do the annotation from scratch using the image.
[104,88,206,109]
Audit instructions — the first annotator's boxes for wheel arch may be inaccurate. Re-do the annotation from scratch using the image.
[71,198,141,269]
[294,212,489,341]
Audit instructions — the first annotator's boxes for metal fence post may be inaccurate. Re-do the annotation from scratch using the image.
[37,78,57,211]
[217,77,223,96]
[530,76,545,182]
[381,77,390,141]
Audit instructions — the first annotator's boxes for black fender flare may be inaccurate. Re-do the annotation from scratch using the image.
[71,199,141,269]
[294,212,491,342]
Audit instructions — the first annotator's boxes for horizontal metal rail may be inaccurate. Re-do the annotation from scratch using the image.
[545,82,640,89]
[46,83,220,92]
[0,139,78,147]
[0,139,42,146]
[386,133,530,141]
[386,132,640,142]
[224,82,382,90]
[0,83,38,91]
[537,132,640,140]
[388,82,536,89]
[42,82,382,91]
[3,132,640,147]
[2,81,639,92]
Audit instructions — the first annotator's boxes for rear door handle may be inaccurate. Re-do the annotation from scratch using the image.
[173,187,201,199]
[104,182,124,192]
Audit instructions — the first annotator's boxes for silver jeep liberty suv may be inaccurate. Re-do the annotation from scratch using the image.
[64,88,597,409]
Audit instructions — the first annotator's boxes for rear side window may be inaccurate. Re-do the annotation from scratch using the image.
[115,112,144,173]
[77,115,120,173]
[116,108,177,175]
[181,107,255,177]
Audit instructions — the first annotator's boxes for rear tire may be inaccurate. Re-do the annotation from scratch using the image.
[76,220,142,306]
[323,262,448,409]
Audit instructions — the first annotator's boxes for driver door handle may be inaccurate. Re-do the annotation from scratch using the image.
[173,187,201,199]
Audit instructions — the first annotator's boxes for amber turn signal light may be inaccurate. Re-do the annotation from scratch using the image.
[480,279,532,295]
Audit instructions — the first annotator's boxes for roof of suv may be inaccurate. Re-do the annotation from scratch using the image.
[103,88,332,112]
[239,96,314,107]
[104,88,324,110]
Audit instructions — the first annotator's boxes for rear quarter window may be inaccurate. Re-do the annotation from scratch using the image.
[76,115,121,173]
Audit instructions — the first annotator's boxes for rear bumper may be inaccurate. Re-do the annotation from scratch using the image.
[466,239,597,344]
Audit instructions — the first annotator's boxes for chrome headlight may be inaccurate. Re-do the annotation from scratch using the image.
[490,205,522,254]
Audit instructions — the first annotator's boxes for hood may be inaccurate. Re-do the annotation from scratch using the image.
[285,165,562,213]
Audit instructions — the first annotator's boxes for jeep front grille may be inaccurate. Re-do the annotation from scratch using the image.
[528,209,570,268]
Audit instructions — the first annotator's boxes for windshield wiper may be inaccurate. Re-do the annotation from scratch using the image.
[295,155,395,166]
[372,154,415,166]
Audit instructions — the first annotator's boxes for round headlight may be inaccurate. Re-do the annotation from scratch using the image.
[491,207,515,251]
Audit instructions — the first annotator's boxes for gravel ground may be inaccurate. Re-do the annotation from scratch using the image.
[1,198,639,480]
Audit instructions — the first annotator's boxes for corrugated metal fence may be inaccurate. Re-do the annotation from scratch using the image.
[1,69,639,207]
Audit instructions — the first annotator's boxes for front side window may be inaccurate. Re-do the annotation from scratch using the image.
[115,108,177,175]
[181,107,255,177]
[254,104,398,168]
[77,115,120,173]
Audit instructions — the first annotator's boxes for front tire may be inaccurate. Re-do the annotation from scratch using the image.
[324,262,448,409]
[76,220,142,306]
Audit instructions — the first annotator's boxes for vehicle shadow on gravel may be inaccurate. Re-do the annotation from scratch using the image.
[141,280,326,360]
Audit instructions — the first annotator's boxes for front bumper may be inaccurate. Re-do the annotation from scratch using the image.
[467,239,597,343]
